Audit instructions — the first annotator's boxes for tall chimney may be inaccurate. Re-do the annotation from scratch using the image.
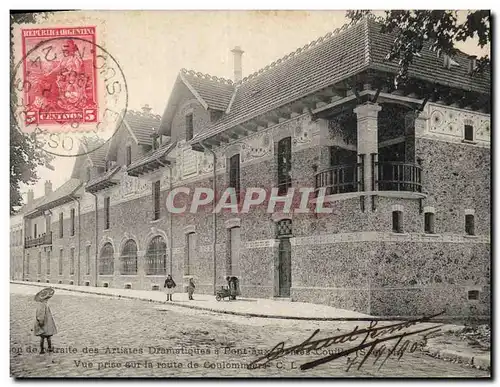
[44,180,52,196]
[27,189,34,205]
[231,46,244,82]
[142,104,152,114]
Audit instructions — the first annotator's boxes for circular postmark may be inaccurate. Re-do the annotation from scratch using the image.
[11,32,128,157]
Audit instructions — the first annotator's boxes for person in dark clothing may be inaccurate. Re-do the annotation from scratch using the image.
[164,274,176,302]
[187,278,195,300]
[227,276,239,300]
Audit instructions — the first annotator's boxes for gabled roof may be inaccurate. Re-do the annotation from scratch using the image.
[85,165,121,193]
[158,71,236,136]
[26,178,82,217]
[127,141,176,177]
[184,17,489,144]
[180,70,235,111]
[124,110,162,145]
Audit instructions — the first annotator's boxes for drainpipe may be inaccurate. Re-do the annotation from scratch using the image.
[22,215,26,281]
[89,192,99,287]
[69,195,81,286]
[155,157,173,275]
[199,140,217,295]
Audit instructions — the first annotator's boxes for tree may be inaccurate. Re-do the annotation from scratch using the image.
[346,10,491,87]
[10,11,54,214]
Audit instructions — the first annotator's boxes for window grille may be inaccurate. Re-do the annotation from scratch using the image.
[120,239,138,275]
[99,243,114,275]
[145,236,167,275]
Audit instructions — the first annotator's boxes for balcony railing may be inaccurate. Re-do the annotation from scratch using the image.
[314,161,423,196]
[377,162,422,193]
[25,232,52,249]
[314,164,359,196]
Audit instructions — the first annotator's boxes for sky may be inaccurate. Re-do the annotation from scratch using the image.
[14,10,490,202]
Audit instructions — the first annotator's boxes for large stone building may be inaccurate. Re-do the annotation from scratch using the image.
[11,18,490,319]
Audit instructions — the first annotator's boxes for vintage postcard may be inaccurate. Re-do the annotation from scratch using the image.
[9,10,491,378]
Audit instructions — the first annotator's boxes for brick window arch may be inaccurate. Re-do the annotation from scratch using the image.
[99,243,114,275]
[120,239,138,275]
[145,236,167,275]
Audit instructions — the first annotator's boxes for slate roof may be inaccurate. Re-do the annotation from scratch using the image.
[124,110,162,145]
[186,17,490,144]
[85,165,122,193]
[127,141,176,177]
[26,178,82,216]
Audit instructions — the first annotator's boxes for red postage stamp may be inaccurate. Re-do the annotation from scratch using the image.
[21,27,98,126]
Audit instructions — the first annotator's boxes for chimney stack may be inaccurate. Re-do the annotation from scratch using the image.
[44,180,52,196]
[142,104,152,114]
[231,46,244,82]
[27,189,34,205]
[468,55,477,74]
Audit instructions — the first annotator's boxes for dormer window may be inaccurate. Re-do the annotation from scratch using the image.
[186,113,194,141]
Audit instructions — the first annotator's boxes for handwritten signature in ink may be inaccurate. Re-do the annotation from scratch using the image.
[248,311,444,372]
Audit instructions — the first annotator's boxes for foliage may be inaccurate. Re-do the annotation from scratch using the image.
[10,12,54,214]
[346,10,491,87]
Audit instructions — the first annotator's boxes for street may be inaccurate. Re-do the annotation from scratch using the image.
[10,284,489,378]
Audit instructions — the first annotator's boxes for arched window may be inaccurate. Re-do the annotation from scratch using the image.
[145,236,167,275]
[120,239,138,275]
[99,243,114,275]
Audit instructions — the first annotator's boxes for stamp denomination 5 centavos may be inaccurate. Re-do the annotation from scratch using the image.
[11,26,128,157]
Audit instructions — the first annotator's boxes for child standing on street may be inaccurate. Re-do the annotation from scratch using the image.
[187,278,196,300]
[164,274,176,302]
[33,287,57,354]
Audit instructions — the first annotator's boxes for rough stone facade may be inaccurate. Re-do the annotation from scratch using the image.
[12,89,490,320]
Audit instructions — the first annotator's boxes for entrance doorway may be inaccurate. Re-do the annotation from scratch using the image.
[276,219,292,297]
[278,238,291,297]
[229,227,241,276]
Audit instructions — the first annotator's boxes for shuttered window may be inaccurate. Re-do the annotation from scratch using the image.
[277,137,292,196]
[104,197,110,229]
[229,154,240,200]
[153,181,161,220]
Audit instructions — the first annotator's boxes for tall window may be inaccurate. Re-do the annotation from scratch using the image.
[99,243,114,275]
[464,124,474,141]
[46,251,51,275]
[120,239,138,275]
[34,223,38,238]
[229,154,241,200]
[465,214,475,235]
[26,254,30,275]
[186,113,194,141]
[59,213,64,238]
[145,236,167,275]
[86,245,91,275]
[277,137,292,196]
[126,145,132,166]
[70,248,75,275]
[424,212,435,234]
[392,211,403,233]
[153,181,161,220]
[59,249,63,275]
[104,197,110,230]
[37,252,42,275]
[70,208,75,236]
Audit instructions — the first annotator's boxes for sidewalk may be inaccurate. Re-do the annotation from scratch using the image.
[12,280,374,321]
[11,281,490,371]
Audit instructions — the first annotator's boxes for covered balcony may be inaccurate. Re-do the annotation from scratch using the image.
[25,232,52,249]
[314,161,422,196]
